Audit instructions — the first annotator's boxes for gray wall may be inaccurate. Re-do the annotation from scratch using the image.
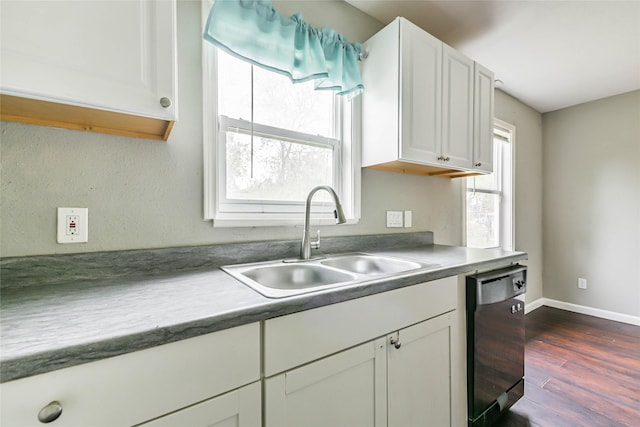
[542,90,640,317]
[0,0,544,313]
[0,0,468,257]
[494,90,544,305]
[3,0,635,318]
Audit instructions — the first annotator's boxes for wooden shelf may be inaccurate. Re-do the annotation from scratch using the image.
[365,160,485,179]
[0,94,174,141]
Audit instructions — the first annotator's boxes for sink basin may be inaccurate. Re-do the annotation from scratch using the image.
[221,252,440,298]
[242,264,356,290]
[222,262,358,298]
[321,254,422,275]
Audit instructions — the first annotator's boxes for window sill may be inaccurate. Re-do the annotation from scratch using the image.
[209,216,360,228]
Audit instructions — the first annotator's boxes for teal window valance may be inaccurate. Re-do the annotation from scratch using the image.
[203,0,364,99]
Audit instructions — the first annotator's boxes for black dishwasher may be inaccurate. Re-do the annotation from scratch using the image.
[466,265,527,427]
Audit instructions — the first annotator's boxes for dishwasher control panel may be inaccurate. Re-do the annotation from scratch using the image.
[512,276,526,292]
[467,265,527,308]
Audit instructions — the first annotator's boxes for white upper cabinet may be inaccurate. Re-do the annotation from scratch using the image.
[361,17,494,177]
[442,44,475,170]
[0,0,177,140]
[399,19,442,165]
[473,62,496,173]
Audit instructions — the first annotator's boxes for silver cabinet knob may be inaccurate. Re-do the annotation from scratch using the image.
[160,97,172,108]
[38,401,62,423]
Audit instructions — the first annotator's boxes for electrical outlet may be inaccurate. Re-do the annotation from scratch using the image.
[66,215,80,235]
[386,211,403,228]
[57,207,88,244]
[578,277,587,289]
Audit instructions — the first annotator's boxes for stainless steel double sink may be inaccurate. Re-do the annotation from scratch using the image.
[222,253,440,298]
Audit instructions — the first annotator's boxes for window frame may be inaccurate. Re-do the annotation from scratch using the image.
[464,119,515,250]
[216,115,342,214]
[201,0,361,227]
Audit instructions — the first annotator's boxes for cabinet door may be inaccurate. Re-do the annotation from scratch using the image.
[0,0,176,121]
[473,62,495,173]
[442,45,474,170]
[265,338,387,427]
[399,18,442,165]
[388,314,453,427]
[361,17,401,167]
[139,382,261,427]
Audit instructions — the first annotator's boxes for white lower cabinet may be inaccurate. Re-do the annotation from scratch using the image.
[0,323,260,427]
[264,276,459,427]
[2,278,462,427]
[265,313,454,427]
[387,314,453,427]
[140,381,261,427]
[265,338,387,427]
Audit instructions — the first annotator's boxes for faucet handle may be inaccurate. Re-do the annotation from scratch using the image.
[311,230,321,250]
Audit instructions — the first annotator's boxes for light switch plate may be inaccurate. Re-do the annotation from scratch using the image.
[57,207,88,243]
[404,210,412,228]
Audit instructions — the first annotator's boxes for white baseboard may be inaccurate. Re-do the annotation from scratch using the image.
[524,298,545,314]
[526,297,640,326]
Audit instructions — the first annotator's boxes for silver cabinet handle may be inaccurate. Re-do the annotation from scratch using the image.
[390,333,401,349]
[38,401,62,423]
[160,97,172,108]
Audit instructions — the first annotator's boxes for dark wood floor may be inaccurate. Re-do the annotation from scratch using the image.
[495,306,640,427]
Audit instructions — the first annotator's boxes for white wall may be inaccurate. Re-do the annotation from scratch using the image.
[542,90,640,317]
[0,0,469,257]
[494,90,544,305]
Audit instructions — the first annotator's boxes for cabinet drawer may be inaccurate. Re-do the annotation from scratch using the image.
[0,323,260,427]
[264,277,457,376]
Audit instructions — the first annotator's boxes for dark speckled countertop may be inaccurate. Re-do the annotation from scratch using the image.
[0,232,527,383]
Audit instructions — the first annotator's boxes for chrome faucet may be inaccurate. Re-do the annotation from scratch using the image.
[300,185,347,260]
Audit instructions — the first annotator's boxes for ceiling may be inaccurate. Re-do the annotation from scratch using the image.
[345,0,640,113]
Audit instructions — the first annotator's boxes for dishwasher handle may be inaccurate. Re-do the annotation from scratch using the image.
[467,265,527,307]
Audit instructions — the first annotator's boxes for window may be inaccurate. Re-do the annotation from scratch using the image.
[203,26,360,227]
[466,120,514,249]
